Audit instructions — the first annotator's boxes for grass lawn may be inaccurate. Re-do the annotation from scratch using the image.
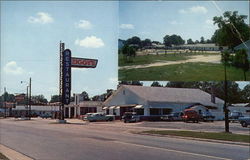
[141,130,250,143]
[119,62,250,81]
[118,52,219,66]
[0,153,9,160]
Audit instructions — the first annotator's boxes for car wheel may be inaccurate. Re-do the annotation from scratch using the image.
[241,122,248,127]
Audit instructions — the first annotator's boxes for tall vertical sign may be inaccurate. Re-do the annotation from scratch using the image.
[59,42,64,120]
[62,49,71,105]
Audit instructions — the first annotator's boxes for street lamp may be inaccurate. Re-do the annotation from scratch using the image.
[21,78,31,120]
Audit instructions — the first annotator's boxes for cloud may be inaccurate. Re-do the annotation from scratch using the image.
[28,12,54,24]
[120,24,134,29]
[170,21,183,25]
[75,36,104,48]
[4,61,25,75]
[205,19,214,25]
[75,20,92,29]
[179,6,207,14]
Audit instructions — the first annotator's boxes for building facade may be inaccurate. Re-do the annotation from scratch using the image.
[104,85,225,120]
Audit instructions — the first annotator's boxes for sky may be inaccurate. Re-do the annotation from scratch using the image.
[1,1,119,100]
[1,1,249,101]
[119,1,250,42]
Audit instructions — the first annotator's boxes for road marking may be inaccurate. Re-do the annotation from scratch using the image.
[114,141,232,160]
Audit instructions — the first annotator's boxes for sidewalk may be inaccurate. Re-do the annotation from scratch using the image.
[0,144,33,160]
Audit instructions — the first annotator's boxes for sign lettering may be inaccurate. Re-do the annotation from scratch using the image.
[71,57,98,68]
[62,49,71,105]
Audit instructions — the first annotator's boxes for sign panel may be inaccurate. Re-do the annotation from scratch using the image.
[62,49,71,105]
[71,57,98,68]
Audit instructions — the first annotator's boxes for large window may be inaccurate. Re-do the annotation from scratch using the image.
[150,108,161,115]
[162,108,172,115]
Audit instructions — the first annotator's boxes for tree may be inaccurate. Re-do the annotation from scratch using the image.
[32,95,48,104]
[126,36,141,48]
[0,92,15,103]
[121,45,136,62]
[213,11,250,49]
[187,38,194,44]
[141,39,152,47]
[81,91,90,101]
[49,95,60,103]
[194,40,199,44]
[241,84,250,102]
[233,49,249,80]
[151,81,163,87]
[163,34,185,47]
[200,37,205,44]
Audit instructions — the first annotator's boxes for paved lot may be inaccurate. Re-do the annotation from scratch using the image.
[1,118,249,160]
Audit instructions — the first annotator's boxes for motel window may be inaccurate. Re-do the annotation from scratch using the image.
[150,108,161,115]
[136,109,144,115]
[162,108,172,115]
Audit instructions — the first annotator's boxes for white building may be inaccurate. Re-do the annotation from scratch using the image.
[103,85,225,120]
[64,101,103,118]
[228,103,250,116]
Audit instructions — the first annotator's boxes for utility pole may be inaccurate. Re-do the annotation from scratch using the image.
[4,87,6,118]
[224,54,229,133]
[26,86,29,118]
[29,77,31,120]
[59,41,65,120]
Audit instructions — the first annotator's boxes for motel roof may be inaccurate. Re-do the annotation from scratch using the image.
[105,85,224,107]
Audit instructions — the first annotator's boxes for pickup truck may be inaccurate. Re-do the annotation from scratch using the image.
[238,117,250,127]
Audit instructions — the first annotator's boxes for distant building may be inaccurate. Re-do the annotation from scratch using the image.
[64,101,102,118]
[228,103,250,116]
[234,40,250,60]
[178,43,228,51]
[103,85,225,120]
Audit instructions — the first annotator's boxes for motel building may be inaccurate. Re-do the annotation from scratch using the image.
[63,94,102,118]
[103,85,225,120]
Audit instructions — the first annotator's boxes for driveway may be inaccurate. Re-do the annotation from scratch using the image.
[119,55,221,70]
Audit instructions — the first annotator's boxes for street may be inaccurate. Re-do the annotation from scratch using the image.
[1,118,249,160]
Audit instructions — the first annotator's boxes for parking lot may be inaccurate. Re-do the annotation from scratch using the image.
[49,118,250,135]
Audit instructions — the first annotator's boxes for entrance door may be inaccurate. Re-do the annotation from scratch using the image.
[70,107,75,118]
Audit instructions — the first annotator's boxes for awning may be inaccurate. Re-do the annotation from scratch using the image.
[134,105,143,109]
[116,106,120,109]
[109,106,116,109]
[102,107,108,110]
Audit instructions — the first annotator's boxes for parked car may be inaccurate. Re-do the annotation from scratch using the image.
[201,111,215,122]
[87,113,114,122]
[229,111,244,122]
[182,109,201,123]
[161,112,183,121]
[238,116,250,127]
[81,113,94,121]
[122,112,140,123]
[40,113,52,119]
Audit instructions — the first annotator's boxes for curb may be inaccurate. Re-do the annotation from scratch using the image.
[134,132,250,147]
[0,144,34,160]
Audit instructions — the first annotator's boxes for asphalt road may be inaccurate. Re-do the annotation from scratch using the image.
[1,118,249,160]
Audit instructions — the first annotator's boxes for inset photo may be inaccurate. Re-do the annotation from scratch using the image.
[118,1,250,81]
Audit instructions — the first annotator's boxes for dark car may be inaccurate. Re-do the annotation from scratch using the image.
[229,111,244,122]
[201,111,215,122]
[122,112,140,123]
[182,109,201,123]
[161,112,183,121]
[238,116,250,127]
